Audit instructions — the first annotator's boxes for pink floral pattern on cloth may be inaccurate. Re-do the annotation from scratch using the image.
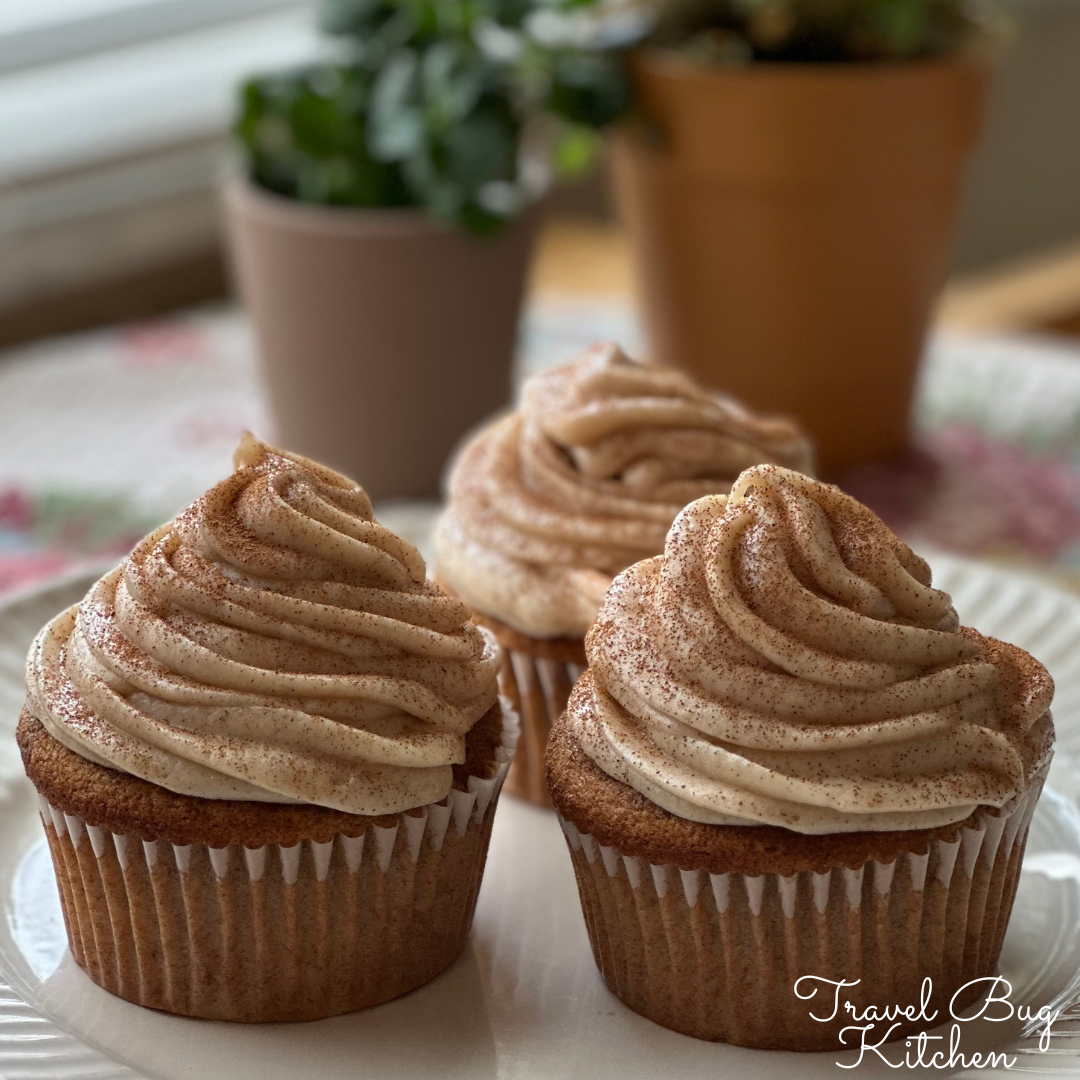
[843,425,1080,563]
[0,486,155,597]
[842,333,1080,577]
[1,307,1080,600]
[0,312,266,598]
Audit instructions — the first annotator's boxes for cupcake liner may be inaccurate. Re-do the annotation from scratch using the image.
[500,648,585,809]
[33,704,518,1022]
[558,772,1045,1051]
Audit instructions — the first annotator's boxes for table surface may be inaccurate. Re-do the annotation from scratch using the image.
[3,293,1080,600]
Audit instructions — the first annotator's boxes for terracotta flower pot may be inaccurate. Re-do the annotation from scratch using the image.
[613,52,990,474]
[223,178,542,499]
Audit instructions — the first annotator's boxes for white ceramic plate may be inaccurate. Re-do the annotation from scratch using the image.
[3,555,1080,1080]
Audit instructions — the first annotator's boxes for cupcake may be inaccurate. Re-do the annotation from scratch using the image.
[18,436,515,1022]
[435,342,811,806]
[547,466,1054,1050]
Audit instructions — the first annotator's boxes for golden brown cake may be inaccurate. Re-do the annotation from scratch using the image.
[547,465,1054,1050]
[18,436,516,1022]
[435,342,811,807]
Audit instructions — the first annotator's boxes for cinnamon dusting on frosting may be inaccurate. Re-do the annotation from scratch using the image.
[435,343,812,638]
[25,436,499,815]
[573,465,1054,834]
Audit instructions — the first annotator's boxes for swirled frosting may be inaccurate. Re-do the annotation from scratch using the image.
[435,342,813,638]
[25,436,500,816]
[574,465,1054,834]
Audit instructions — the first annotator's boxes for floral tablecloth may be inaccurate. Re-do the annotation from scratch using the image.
[2,298,1080,600]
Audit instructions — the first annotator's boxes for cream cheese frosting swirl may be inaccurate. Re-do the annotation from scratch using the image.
[25,436,500,816]
[574,465,1054,834]
[435,342,813,639]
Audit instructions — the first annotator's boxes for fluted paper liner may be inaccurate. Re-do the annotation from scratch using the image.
[558,772,1045,1051]
[33,705,518,1022]
[500,647,584,809]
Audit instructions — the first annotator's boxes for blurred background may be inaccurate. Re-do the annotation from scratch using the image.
[3,0,1080,345]
[2,0,1080,595]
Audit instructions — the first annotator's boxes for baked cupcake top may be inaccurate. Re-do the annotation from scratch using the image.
[574,465,1054,834]
[434,342,812,639]
[25,436,500,816]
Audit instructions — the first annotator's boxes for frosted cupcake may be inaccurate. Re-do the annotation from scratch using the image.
[435,342,811,806]
[547,465,1054,1050]
[18,436,515,1022]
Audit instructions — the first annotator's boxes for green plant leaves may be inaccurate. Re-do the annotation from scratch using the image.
[237,0,632,234]
[422,41,488,127]
[239,0,996,235]
[857,0,932,56]
[547,51,630,128]
[370,49,425,158]
[649,0,1004,60]
[553,123,600,176]
[319,0,388,36]
[238,66,410,208]
[444,97,519,187]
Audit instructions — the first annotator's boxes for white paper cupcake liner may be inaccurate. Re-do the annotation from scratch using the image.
[501,648,585,808]
[34,700,518,1022]
[558,770,1044,1051]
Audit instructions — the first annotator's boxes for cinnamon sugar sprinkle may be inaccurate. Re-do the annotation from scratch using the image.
[570,465,1055,835]
[23,436,500,816]
[434,341,813,639]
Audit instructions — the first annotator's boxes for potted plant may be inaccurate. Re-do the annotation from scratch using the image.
[225,0,627,499]
[584,0,1005,474]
